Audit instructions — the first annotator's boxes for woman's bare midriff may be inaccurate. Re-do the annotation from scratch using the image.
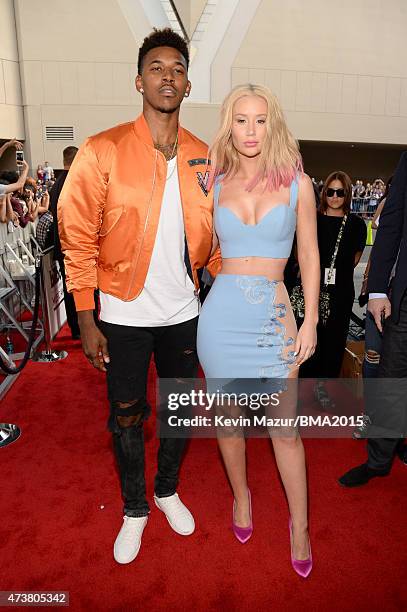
[219,256,288,281]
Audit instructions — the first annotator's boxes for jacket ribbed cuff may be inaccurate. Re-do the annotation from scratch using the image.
[72,288,96,311]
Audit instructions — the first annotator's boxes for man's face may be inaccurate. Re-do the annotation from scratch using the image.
[136,46,191,114]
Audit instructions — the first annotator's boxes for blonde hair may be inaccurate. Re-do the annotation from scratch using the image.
[210,84,303,191]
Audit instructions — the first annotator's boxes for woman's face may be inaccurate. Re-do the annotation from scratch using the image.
[326,179,345,212]
[231,95,268,159]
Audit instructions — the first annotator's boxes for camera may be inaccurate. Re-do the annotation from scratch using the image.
[16,150,24,165]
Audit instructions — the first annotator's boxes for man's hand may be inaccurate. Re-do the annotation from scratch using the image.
[78,311,110,372]
[368,297,391,333]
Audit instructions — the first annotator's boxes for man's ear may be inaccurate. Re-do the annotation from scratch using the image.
[135,74,143,94]
[185,80,191,97]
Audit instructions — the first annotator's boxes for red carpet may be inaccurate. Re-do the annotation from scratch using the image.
[1,326,406,611]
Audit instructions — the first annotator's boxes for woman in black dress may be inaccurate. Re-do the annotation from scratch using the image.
[300,171,366,405]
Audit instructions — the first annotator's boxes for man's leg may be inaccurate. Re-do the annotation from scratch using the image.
[101,321,153,518]
[58,258,80,338]
[353,312,383,438]
[152,317,198,534]
[367,293,407,470]
[362,311,382,379]
[339,293,407,486]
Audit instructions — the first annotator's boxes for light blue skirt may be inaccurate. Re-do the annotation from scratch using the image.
[197,274,297,380]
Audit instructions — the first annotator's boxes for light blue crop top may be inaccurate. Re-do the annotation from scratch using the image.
[214,176,298,259]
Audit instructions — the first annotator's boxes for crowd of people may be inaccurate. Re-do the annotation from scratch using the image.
[0,140,52,231]
[312,177,386,200]
[1,26,406,580]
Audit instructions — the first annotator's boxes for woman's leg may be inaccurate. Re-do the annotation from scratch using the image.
[271,433,309,559]
[217,434,250,527]
[271,283,310,559]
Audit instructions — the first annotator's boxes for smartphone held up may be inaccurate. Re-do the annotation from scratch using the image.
[16,150,24,166]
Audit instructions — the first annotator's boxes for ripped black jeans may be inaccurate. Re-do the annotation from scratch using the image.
[100,317,199,518]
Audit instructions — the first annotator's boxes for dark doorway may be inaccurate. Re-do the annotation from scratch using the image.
[300,140,406,183]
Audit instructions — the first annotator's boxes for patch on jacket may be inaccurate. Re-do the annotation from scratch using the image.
[188,158,211,196]
[196,171,210,197]
[188,158,210,167]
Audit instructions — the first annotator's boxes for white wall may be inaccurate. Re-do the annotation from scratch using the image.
[229,0,407,144]
[8,0,407,173]
[14,0,142,168]
[0,0,24,139]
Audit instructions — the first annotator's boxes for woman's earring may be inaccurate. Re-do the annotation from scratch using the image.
[140,88,144,94]
[185,92,189,97]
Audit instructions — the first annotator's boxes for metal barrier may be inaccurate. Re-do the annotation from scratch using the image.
[351,196,380,218]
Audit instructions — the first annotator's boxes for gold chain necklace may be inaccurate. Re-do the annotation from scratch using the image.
[155,132,178,162]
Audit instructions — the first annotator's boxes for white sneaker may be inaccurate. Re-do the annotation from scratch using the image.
[113,515,148,564]
[154,493,195,535]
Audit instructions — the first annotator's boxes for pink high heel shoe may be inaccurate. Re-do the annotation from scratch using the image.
[232,490,253,543]
[288,518,313,578]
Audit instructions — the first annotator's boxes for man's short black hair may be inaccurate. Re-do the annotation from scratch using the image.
[138,27,189,75]
[63,146,78,167]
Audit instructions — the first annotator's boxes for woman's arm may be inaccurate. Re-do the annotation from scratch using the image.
[295,174,320,365]
[0,195,7,223]
[6,195,19,225]
[1,160,30,194]
[0,138,23,159]
[28,197,39,221]
[37,191,50,215]
[206,210,222,277]
[297,174,320,323]
[210,224,218,257]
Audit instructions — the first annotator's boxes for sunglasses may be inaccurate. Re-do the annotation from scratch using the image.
[326,188,345,198]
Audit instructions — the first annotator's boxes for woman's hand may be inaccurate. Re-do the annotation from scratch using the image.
[294,319,317,366]
[7,138,23,151]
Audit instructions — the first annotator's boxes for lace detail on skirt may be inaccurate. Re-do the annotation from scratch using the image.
[237,276,296,379]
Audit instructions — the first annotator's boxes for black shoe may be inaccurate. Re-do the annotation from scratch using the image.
[338,463,390,487]
[314,381,336,412]
[397,444,407,466]
[352,414,371,440]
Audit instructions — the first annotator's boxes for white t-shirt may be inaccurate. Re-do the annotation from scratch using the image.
[100,156,199,326]
[44,165,53,180]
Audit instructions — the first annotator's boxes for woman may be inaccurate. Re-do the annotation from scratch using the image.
[197,84,319,577]
[37,164,44,183]
[300,172,367,403]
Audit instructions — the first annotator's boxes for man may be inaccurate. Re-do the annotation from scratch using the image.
[48,146,80,338]
[58,29,214,563]
[339,152,407,487]
[43,161,54,182]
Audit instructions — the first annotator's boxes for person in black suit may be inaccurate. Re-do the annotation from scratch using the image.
[49,146,80,338]
[339,152,407,487]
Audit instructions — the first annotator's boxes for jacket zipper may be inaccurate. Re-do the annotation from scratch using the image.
[126,149,158,300]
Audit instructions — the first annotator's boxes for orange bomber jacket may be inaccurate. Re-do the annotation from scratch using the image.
[58,114,221,311]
